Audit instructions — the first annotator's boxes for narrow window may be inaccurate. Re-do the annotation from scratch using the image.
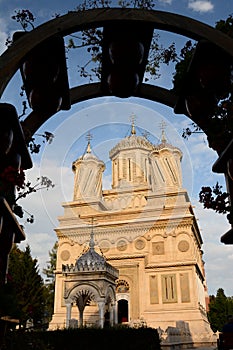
[155,160,165,182]
[162,274,177,303]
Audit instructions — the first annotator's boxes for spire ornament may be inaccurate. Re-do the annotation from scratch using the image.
[89,217,96,251]
[85,131,93,154]
[130,113,136,135]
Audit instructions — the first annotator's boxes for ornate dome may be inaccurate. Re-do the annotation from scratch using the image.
[76,248,106,268]
[110,134,154,159]
[76,232,106,270]
[82,152,99,161]
[154,130,182,157]
[72,140,104,172]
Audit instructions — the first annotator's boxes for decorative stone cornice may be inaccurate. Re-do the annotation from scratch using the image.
[145,260,198,269]
[55,217,195,245]
[62,261,119,278]
[107,254,145,260]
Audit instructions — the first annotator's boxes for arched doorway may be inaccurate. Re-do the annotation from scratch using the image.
[116,279,130,324]
[118,299,128,323]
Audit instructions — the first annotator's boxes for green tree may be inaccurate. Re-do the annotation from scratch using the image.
[43,241,58,322]
[6,244,46,329]
[208,288,233,332]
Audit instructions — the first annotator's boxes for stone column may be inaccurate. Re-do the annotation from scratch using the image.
[114,302,118,325]
[65,303,72,328]
[98,301,105,328]
[109,304,114,326]
[79,309,84,327]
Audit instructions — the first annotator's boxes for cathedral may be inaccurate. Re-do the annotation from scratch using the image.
[49,117,214,345]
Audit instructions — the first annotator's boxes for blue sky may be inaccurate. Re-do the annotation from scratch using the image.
[0,0,233,296]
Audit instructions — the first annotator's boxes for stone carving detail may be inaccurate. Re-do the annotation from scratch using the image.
[117,240,127,251]
[99,240,110,253]
[152,242,164,255]
[116,279,129,293]
[178,240,189,252]
[60,250,70,261]
[135,239,146,250]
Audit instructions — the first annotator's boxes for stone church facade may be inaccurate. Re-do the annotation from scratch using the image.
[50,120,214,345]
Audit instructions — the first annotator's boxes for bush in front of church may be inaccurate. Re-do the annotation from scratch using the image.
[3,326,161,349]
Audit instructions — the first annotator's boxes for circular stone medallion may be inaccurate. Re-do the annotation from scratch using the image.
[178,240,189,252]
[99,241,110,253]
[135,239,146,250]
[60,250,71,261]
[117,240,127,251]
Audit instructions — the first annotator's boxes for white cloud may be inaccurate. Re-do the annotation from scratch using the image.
[188,1,214,13]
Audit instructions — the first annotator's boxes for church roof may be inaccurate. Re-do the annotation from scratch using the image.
[82,152,99,161]
[110,134,154,158]
[72,140,104,171]
[76,247,106,269]
[156,140,182,153]
[109,125,182,158]
[76,229,106,268]
[62,233,119,276]
[154,130,183,157]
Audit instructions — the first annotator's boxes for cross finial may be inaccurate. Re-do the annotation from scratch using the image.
[86,131,93,153]
[159,120,167,143]
[130,113,136,135]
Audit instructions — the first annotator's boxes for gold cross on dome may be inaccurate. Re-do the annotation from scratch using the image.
[130,113,137,135]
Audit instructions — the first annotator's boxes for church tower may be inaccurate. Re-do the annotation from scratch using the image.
[72,134,105,201]
[50,117,214,347]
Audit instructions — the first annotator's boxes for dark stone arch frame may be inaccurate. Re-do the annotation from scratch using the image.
[0,8,233,136]
[0,8,232,242]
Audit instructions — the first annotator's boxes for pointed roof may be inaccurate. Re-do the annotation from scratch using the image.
[72,133,105,171]
[76,228,106,269]
[62,226,118,277]
[82,140,99,161]
[155,120,182,156]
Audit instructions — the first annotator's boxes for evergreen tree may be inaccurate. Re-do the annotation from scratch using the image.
[7,244,46,329]
[43,241,58,321]
[208,288,233,332]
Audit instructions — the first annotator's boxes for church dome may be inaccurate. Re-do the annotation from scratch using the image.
[72,140,105,173]
[75,232,107,271]
[76,247,106,268]
[109,132,154,159]
[82,152,99,161]
[154,130,182,157]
